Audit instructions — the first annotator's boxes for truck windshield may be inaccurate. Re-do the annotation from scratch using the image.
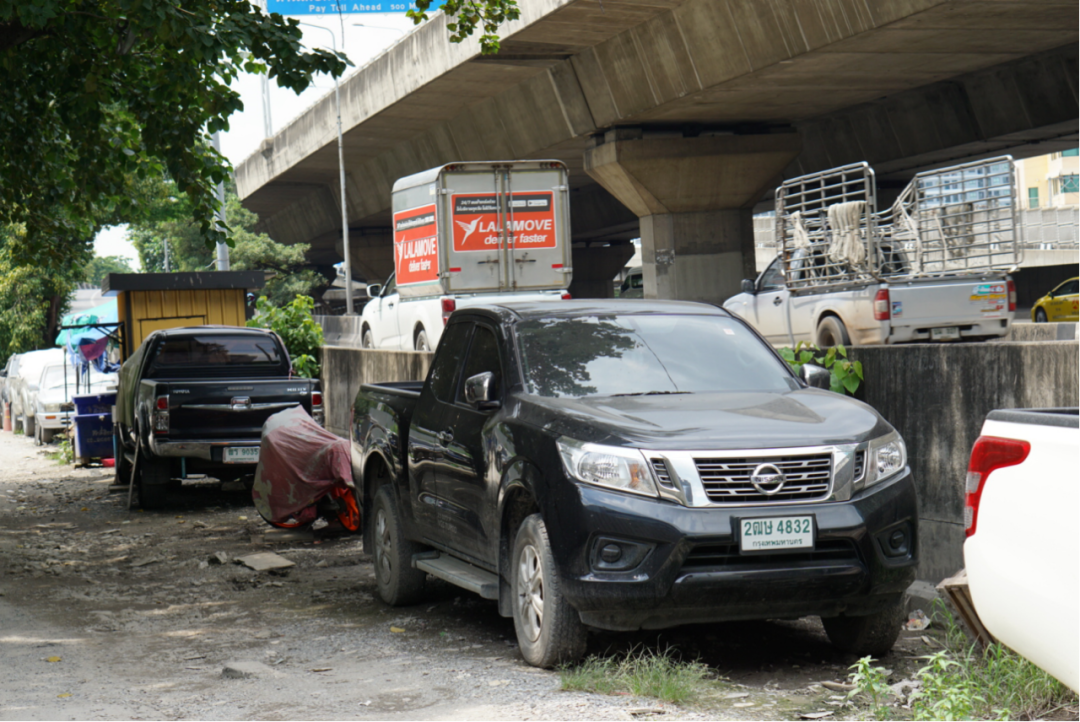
[147,335,284,375]
[516,315,796,398]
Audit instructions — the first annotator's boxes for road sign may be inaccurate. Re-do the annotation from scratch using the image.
[266,0,443,15]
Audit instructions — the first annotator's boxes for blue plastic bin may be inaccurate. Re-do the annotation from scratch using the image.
[74,413,114,460]
[72,392,117,416]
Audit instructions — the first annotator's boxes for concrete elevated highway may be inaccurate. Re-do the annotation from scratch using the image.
[236,0,1078,302]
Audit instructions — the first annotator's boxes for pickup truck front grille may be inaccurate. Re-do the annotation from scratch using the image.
[650,459,676,489]
[694,453,832,504]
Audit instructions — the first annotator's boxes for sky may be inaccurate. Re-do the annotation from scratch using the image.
[93,11,417,270]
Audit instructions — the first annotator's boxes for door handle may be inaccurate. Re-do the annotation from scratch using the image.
[387,302,395,308]
[437,430,454,445]
[772,296,783,306]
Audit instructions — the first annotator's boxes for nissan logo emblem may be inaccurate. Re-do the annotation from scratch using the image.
[750,463,786,495]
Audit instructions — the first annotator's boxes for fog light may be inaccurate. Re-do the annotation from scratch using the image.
[889,530,906,550]
[600,544,622,564]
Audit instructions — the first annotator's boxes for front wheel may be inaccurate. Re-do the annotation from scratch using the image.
[511,514,587,668]
[821,598,905,656]
[33,422,43,446]
[372,487,427,605]
[414,328,430,352]
[1035,308,1048,323]
[362,327,375,349]
[815,316,851,348]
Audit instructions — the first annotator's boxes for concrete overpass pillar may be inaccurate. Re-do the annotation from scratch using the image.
[585,130,800,303]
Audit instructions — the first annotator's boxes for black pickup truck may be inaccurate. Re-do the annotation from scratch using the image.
[115,326,323,508]
[353,300,918,667]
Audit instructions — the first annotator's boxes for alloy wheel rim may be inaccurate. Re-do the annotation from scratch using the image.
[517,543,544,642]
[375,509,392,582]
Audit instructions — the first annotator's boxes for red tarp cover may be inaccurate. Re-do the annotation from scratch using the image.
[252,406,353,526]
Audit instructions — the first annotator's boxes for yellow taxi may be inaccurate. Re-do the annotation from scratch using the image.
[1031,277,1079,323]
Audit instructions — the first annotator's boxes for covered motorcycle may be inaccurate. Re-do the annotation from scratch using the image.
[252,406,359,531]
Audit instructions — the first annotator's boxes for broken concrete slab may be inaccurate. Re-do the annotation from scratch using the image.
[235,552,294,572]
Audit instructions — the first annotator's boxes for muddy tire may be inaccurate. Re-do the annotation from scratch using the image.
[115,436,133,488]
[414,328,430,352]
[138,454,170,509]
[1035,308,1048,323]
[822,598,905,656]
[362,327,375,349]
[372,487,427,606]
[33,422,43,446]
[511,514,587,668]
[815,316,851,348]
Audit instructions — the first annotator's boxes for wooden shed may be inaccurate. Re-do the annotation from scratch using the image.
[102,272,266,360]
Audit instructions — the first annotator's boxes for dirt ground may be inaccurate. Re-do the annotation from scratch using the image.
[0,430,938,721]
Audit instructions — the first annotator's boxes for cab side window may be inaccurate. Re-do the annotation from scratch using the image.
[426,322,471,403]
[759,259,785,291]
[456,325,502,404]
[1056,279,1078,296]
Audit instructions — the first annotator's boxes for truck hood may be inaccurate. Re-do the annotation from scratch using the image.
[517,389,893,450]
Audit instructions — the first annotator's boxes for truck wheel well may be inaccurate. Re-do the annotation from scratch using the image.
[497,487,539,616]
[413,324,425,341]
[362,453,392,551]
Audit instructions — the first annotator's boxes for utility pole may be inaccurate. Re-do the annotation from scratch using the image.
[298,22,352,314]
[211,132,230,271]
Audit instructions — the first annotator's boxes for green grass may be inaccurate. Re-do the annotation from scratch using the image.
[560,648,712,705]
[846,601,1077,721]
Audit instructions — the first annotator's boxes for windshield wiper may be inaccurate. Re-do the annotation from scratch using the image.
[611,390,691,397]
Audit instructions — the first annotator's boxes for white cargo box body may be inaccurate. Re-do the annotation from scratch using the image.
[391,161,573,299]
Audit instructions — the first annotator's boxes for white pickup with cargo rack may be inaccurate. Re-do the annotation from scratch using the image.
[361,161,572,351]
[725,156,1019,346]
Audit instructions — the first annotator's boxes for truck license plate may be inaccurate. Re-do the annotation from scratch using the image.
[224,447,260,464]
[931,326,960,341]
[739,516,814,553]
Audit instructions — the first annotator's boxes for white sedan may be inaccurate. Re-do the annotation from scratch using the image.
[32,364,117,445]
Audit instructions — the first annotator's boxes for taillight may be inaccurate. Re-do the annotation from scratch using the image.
[1006,279,1016,312]
[561,292,572,300]
[441,297,456,325]
[873,288,890,321]
[312,389,325,427]
[964,435,1030,537]
[152,395,169,434]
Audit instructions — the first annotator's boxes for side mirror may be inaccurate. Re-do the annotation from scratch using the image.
[741,279,756,295]
[365,284,381,299]
[464,371,500,411]
[800,363,831,390]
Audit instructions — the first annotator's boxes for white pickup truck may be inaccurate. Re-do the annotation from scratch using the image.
[360,274,567,351]
[725,158,1019,347]
[361,160,573,351]
[963,407,1079,692]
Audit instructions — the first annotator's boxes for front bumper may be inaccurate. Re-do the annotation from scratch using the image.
[550,470,918,631]
[149,437,261,463]
[37,411,73,430]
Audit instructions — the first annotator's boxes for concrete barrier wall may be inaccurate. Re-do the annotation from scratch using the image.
[321,346,432,438]
[321,340,1078,584]
[848,341,1079,582]
[317,316,365,349]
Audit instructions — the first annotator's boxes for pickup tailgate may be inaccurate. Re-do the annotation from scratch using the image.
[888,276,1010,329]
[151,379,315,440]
[965,410,1079,691]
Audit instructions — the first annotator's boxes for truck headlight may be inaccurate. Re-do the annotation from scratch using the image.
[44,403,61,413]
[556,438,659,498]
[862,431,907,490]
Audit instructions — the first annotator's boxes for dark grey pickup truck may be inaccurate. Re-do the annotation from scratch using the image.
[115,326,323,508]
[352,300,917,667]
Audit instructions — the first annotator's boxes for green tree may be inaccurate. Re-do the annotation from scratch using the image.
[83,254,135,288]
[246,295,324,378]
[0,224,92,356]
[129,181,323,305]
[1,0,518,254]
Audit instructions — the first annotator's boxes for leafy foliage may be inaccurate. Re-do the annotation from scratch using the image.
[846,656,894,720]
[83,254,135,287]
[0,224,92,357]
[409,0,519,54]
[2,0,514,253]
[778,341,864,396]
[129,182,323,304]
[246,295,324,378]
